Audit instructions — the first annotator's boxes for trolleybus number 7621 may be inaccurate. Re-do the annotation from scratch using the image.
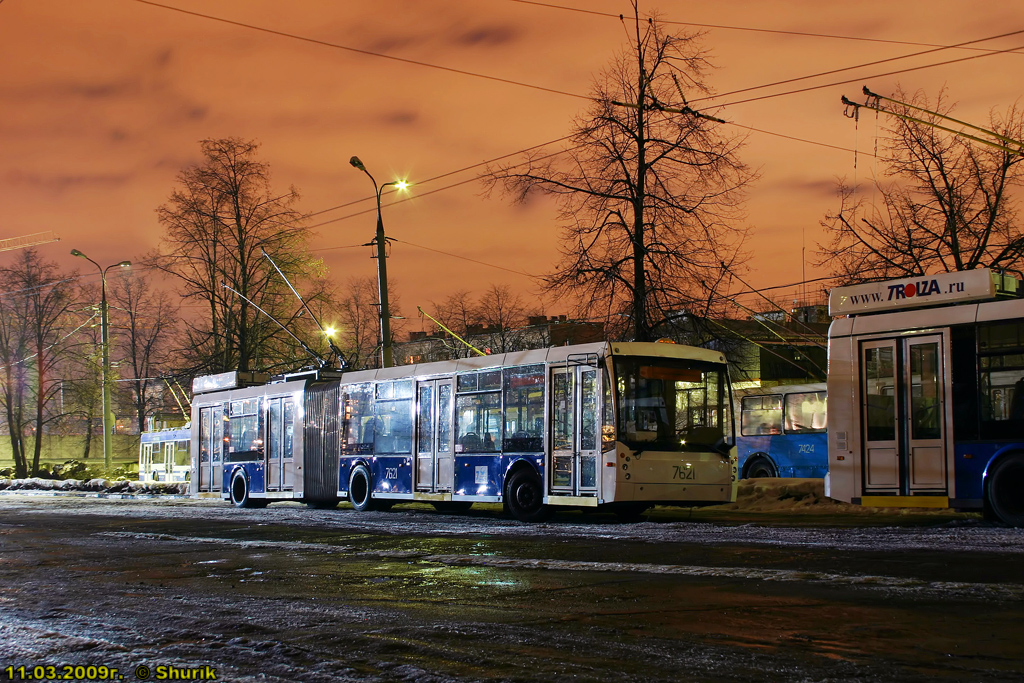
[672,465,696,480]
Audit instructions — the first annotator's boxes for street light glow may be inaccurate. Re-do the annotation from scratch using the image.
[394,180,409,191]
[324,325,336,338]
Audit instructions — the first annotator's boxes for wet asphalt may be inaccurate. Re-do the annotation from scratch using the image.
[1,495,1022,682]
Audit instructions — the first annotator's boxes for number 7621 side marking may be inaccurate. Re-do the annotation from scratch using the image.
[672,465,695,480]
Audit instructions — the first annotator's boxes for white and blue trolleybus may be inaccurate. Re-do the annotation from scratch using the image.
[139,426,191,483]
[736,383,828,479]
[190,341,738,521]
[827,268,1024,525]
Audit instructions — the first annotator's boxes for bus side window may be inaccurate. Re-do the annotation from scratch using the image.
[784,391,827,434]
[740,395,782,435]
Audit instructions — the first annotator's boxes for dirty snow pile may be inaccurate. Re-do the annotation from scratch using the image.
[0,477,188,495]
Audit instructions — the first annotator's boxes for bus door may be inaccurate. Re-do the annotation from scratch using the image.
[551,365,599,496]
[416,379,454,492]
[265,397,296,491]
[266,398,283,491]
[162,441,175,481]
[140,442,154,482]
[197,405,224,492]
[861,334,947,495]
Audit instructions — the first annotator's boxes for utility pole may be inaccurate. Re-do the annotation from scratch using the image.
[349,156,409,368]
[71,249,131,470]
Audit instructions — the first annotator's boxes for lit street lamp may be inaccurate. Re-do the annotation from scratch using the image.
[71,249,131,470]
[349,156,408,368]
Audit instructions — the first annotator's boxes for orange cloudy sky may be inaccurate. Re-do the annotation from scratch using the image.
[1,0,1022,327]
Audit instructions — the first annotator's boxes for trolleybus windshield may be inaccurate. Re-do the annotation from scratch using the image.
[614,358,731,452]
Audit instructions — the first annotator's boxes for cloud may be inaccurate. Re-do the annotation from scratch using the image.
[453,24,519,48]
[382,110,419,126]
[4,170,133,194]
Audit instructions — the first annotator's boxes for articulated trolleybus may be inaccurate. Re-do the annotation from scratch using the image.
[190,341,737,521]
[828,268,1024,525]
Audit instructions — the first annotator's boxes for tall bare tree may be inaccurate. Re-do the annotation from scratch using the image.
[475,284,530,353]
[156,138,324,374]
[821,87,1024,282]
[487,5,752,342]
[325,276,381,371]
[0,250,77,477]
[109,270,179,433]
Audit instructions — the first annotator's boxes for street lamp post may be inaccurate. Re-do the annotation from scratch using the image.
[349,156,407,368]
[71,249,131,470]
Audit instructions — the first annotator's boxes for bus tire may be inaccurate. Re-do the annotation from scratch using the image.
[745,456,778,479]
[986,453,1024,527]
[349,464,375,512]
[229,471,267,509]
[432,501,473,514]
[505,468,550,522]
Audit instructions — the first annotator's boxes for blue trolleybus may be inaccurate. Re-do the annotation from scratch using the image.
[736,383,827,479]
[190,341,738,521]
[828,268,1024,525]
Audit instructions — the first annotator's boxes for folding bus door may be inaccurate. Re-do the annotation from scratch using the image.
[140,442,154,482]
[162,441,176,482]
[416,379,454,492]
[267,398,282,491]
[197,405,224,492]
[860,335,948,495]
[550,365,598,496]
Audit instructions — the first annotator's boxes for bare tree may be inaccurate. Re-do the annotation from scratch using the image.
[426,290,483,359]
[156,138,324,374]
[109,270,179,433]
[487,5,752,342]
[59,317,103,461]
[476,284,530,353]
[329,277,381,371]
[821,87,1024,282]
[0,250,77,477]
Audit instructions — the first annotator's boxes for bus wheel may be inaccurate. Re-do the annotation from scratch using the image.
[349,464,375,512]
[229,471,266,509]
[432,501,473,514]
[745,457,777,479]
[505,469,550,522]
[986,454,1024,527]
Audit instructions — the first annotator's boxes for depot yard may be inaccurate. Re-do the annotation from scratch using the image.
[1,488,1022,683]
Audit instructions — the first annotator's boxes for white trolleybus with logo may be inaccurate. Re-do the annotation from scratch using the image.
[827,268,1024,525]
[189,341,738,521]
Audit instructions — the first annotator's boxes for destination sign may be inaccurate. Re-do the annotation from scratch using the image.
[828,269,1018,316]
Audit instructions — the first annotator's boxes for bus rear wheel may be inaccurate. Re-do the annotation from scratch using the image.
[505,469,549,522]
[745,456,778,479]
[229,471,267,509]
[986,454,1024,527]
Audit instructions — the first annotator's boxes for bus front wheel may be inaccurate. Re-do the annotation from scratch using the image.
[505,469,550,522]
[745,456,778,479]
[349,464,376,512]
[986,454,1024,527]
[229,471,267,509]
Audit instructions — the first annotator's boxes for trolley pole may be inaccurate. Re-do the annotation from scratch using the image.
[71,249,131,470]
[349,156,408,368]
